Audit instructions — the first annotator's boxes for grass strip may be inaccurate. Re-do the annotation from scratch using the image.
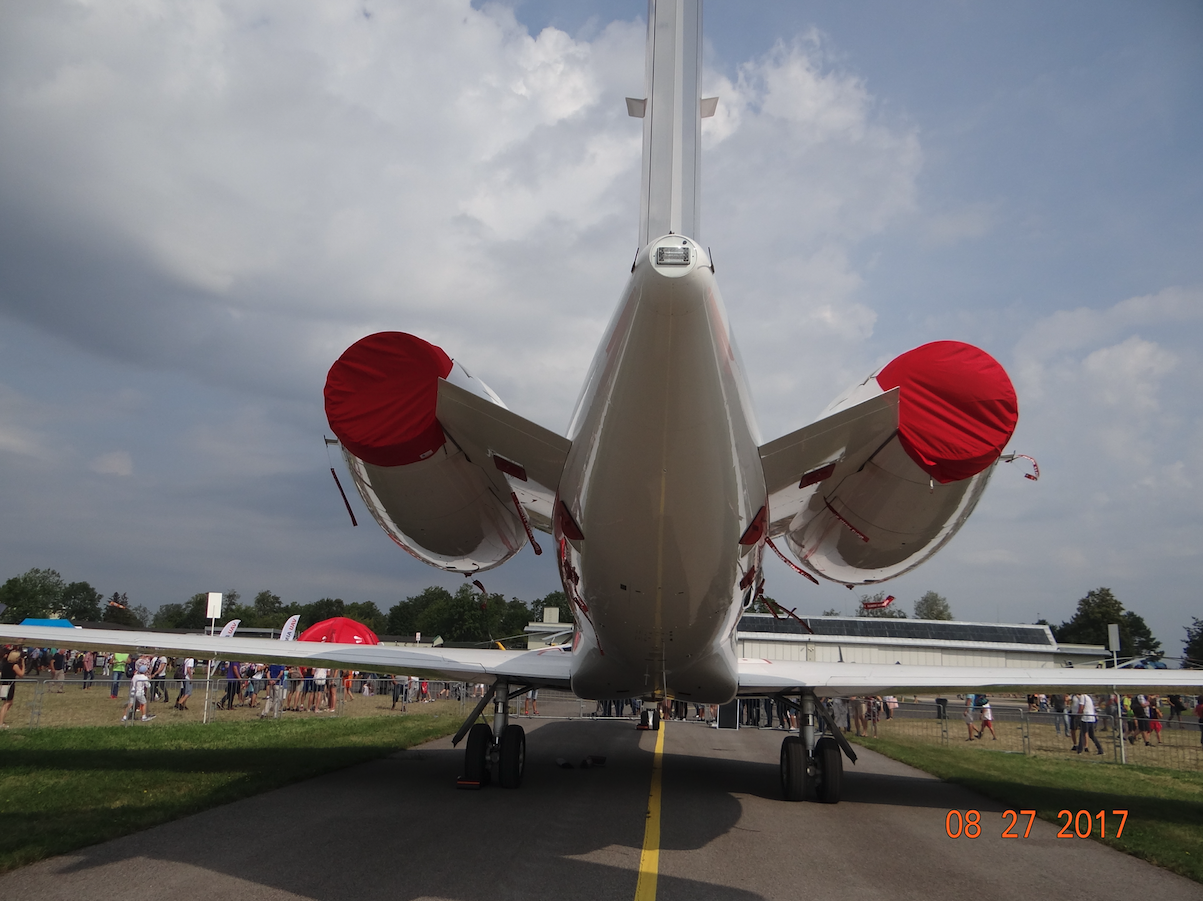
[0,714,457,873]
[849,734,1203,884]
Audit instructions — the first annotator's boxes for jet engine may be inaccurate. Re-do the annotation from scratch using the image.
[785,341,1018,585]
[324,331,527,572]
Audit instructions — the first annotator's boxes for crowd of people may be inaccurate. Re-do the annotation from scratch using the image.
[0,644,464,726]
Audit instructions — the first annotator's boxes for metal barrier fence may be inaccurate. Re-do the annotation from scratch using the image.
[0,677,474,729]
[5,682,1200,774]
[866,700,1202,772]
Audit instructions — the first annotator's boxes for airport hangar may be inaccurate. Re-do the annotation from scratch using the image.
[527,610,1108,669]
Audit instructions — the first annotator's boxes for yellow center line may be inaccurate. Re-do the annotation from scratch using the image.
[634,722,666,901]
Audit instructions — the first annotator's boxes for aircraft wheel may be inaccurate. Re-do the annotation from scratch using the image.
[462,722,492,788]
[814,737,842,804]
[780,735,807,801]
[652,707,661,731]
[498,724,526,789]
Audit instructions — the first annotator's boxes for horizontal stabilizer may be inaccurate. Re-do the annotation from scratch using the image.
[758,389,899,536]
[436,378,571,532]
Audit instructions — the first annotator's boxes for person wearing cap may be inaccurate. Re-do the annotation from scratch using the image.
[0,648,25,728]
[121,663,155,723]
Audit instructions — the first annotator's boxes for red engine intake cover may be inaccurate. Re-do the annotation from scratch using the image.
[325,332,453,467]
[876,341,1018,484]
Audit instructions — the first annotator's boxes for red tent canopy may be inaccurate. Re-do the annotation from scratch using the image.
[298,617,379,645]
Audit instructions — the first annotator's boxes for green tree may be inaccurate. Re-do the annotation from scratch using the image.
[386,586,453,637]
[253,590,283,619]
[913,591,953,621]
[856,591,906,619]
[821,607,842,616]
[531,590,572,623]
[0,568,66,622]
[1052,587,1162,660]
[58,581,104,622]
[1183,617,1203,669]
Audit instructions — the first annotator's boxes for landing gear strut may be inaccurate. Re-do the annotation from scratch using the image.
[779,692,849,804]
[455,680,526,790]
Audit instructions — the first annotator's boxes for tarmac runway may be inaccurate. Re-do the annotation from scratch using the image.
[2,717,1197,901]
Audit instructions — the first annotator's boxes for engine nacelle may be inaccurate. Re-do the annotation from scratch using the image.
[786,341,1018,584]
[324,332,526,572]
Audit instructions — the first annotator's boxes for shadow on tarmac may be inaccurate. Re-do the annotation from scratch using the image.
[43,720,766,901]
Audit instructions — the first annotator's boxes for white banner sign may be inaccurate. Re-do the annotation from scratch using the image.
[219,619,241,638]
[279,614,301,642]
[206,592,223,619]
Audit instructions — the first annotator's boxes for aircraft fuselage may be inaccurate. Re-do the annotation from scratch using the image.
[558,235,764,703]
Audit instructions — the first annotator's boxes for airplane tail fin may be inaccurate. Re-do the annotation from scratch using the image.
[626,0,717,247]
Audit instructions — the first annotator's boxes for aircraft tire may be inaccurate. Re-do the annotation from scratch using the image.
[814,736,842,804]
[464,722,493,788]
[499,724,526,789]
[780,735,806,801]
[652,708,661,731]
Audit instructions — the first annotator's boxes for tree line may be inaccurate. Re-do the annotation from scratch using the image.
[1,567,1197,664]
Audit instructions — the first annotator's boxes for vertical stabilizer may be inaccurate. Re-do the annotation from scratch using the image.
[633,0,704,248]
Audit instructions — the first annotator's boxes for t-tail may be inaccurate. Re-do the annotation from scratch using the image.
[627,0,717,248]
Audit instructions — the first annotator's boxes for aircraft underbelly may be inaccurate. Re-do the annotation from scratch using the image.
[561,244,763,702]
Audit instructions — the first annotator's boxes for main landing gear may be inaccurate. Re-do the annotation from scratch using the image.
[779,693,854,804]
[456,680,526,790]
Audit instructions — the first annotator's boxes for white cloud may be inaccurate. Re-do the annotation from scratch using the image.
[89,450,133,477]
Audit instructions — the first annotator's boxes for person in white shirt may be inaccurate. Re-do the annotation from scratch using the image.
[122,664,155,723]
[1074,693,1104,755]
[174,657,195,710]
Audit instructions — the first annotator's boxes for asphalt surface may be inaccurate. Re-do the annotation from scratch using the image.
[2,718,1197,901]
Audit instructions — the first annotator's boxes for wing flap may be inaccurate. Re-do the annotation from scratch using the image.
[758,388,899,536]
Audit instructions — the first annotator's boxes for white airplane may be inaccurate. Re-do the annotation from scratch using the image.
[3,0,1200,802]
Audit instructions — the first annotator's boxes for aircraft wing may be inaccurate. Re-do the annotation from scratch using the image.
[436,377,571,534]
[738,658,1203,697]
[758,389,900,537]
[0,624,573,689]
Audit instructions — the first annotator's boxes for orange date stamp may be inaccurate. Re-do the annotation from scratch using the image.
[944,809,1128,839]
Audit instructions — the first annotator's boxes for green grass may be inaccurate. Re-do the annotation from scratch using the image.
[0,713,458,873]
[850,734,1203,884]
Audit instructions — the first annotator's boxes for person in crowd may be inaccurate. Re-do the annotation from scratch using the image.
[1194,696,1203,747]
[1131,695,1153,746]
[81,650,95,689]
[1074,692,1104,755]
[260,663,285,718]
[1167,694,1186,726]
[150,655,168,702]
[49,647,66,693]
[326,670,338,712]
[390,673,406,712]
[1148,701,1163,744]
[174,657,194,710]
[963,695,977,740]
[867,696,881,738]
[109,651,128,698]
[1051,693,1066,737]
[975,696,997,741]
[121,663,154,723]
[852,697,868,737]
[0,647,25,728]
[219,660,241,711]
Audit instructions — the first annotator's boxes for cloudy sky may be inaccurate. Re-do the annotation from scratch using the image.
[1,1,1199,656]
